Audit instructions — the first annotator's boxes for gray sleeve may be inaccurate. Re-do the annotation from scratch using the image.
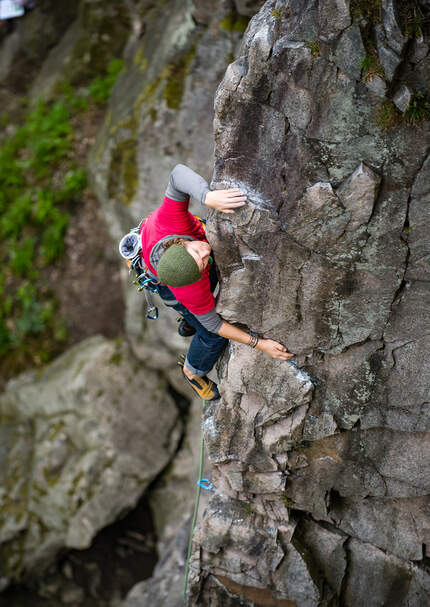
[194,308,223,334]
[165,164,211,205]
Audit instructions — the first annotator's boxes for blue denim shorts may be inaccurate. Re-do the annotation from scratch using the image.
[157,262,227,376]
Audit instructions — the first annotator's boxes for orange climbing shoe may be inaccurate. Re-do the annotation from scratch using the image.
[178,356,220,401]
[184,373,220,401]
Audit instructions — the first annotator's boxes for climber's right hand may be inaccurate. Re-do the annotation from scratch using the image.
[257,338,295,361]
[204,189,247,213]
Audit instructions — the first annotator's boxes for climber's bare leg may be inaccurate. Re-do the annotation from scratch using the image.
[183,362,197,380]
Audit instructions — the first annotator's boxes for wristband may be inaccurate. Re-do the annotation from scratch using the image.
[248,330,259,348]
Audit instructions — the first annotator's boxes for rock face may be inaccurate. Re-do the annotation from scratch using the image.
[88,0,249,243]
[0,0,78,109]
[185,1,430,605]
[0,335,181,588]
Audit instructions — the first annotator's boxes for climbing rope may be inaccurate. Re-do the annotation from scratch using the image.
[183,401,206,599]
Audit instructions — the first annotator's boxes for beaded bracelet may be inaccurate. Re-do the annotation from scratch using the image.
[248,330,259,348]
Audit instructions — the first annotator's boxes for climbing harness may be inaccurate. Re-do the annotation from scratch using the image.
[119,228,160,320]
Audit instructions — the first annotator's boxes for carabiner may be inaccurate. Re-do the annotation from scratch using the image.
[141,278,159,294]
[146,306,159,320]
[197,478,215,492]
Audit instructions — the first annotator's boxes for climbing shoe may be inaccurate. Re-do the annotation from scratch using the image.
[177,317,196,337]
[177,355,220,401]
[183,373,220,401]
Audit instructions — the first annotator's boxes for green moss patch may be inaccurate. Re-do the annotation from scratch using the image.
[374,99,402,129]
[107,138,138,205]
[0,61,124,375]
[305,39,320,57]
[219,11,250,32]
[89,58,125,105]
[163,45,197,110]
[68,4,129,86]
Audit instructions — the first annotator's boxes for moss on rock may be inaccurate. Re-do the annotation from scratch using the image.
[107,138,138,205]
[162,44,197,110]
[133,44,149,74]
[219,11,250,32]
[68,0,130,86]
[374,99,402,130]
[350,0,382,24]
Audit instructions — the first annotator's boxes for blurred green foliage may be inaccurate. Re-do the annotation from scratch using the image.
[89,58,124,105]
[0,58,122,369]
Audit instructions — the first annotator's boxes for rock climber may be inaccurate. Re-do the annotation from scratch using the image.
[137,164,294,401]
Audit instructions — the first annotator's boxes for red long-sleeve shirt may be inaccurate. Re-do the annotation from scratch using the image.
[140,196,215,315]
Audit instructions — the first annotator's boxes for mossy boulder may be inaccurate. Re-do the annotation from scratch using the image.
[0,335,181,587]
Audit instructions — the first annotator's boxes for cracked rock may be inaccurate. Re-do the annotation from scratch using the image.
[393,84,413,112]
[365,74,388,98]
[374,0,407,82]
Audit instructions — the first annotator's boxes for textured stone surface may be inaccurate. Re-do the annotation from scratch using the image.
[87,0,251,383]
[393,84,412,112]
[121,517,189,607]
[148,395,211,555]
[29,0,130,101]
[375,0,407,81]
[0,0,78,112]
[2,0,429,604]
[0,336,181,586]
[185,0,430,605]
[88,0,247,243]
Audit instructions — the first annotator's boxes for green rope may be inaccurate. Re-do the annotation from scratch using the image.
[183,401,206,599]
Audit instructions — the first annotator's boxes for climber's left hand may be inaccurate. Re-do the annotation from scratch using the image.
[204,189,247,214]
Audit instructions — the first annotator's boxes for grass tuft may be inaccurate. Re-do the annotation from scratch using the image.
[403,92,430,124]
[374,99,402,130]
[305,39,320,57]
[361,52,385,82]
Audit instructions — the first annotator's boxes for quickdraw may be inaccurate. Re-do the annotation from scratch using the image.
[119,227,160,320]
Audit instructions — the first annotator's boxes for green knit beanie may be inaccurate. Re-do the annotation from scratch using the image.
[157,244,201,286]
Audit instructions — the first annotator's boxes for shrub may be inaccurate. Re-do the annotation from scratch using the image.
[89,58,124,105]
[0,59,120,370]
[10,237,37,277]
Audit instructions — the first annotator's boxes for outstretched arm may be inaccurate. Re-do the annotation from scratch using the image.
[218,321,294,361]
[166,164,211,203]
[166,164,247,212]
